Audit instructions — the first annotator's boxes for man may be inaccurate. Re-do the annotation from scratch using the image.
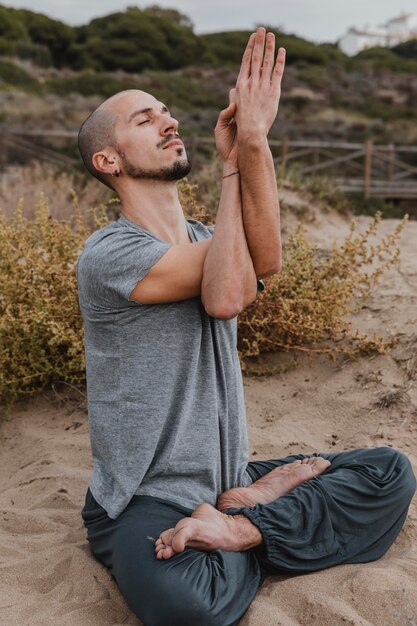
[77,27,416,626]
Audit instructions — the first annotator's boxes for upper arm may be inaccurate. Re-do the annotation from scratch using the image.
[129,239,211,305]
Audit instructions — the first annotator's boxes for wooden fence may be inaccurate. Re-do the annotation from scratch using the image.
[2,128,417,200]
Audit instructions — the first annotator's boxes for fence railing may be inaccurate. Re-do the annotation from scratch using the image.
[2,128,417,199]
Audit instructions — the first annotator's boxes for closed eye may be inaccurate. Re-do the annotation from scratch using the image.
[138,120,149,125]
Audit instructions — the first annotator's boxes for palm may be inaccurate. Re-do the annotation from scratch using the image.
[215,120,238,163]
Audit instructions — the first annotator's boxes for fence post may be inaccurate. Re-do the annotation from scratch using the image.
[387,143,395,181]
[0,128,7,169]
[281,137,288,170]
[189,134,198,169]
[364,138,373,200]
[313,143,320,169]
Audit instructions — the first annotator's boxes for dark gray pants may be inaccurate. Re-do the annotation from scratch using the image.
[81,447,416,626]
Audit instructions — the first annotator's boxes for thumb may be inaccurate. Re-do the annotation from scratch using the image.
[229,87,236,104]
[217,101,236,126]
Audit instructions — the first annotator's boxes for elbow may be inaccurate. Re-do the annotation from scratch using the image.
[204,287,257,320]
[257,259,282,279]
[204,302,241,320]
[203,293,243,319]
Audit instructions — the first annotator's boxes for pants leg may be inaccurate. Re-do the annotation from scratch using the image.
[228,447,416,574]
[81,489,263,626]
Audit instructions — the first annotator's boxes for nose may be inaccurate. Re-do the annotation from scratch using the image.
[160,113,179,136]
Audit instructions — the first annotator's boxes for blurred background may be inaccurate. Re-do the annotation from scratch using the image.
[1,2,416,438]
[1,0,417,220]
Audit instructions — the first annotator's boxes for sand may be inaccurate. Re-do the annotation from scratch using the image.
[1,204,416,625]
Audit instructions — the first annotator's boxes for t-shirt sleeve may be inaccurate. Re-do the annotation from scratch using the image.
[207,223,265,294]
[78,229,172,308]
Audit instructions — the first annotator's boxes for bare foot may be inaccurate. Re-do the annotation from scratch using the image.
[216,457,331,513]
[154,503,262,560]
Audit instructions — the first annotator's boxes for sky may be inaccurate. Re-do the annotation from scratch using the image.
[2,0,417,43]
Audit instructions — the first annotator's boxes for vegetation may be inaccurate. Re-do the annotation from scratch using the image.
[355,46,417,73]
[0,196,89,414]
[0,3,414,74]
[2,4,417,150]
[0,171,406,415]
[44,69,223,111]
[0,59,40,92]
[237,213,406,371]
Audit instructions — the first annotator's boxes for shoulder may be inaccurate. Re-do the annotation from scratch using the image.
[84,220,139,250]
[77,220,146,266]
[186,218,215,240]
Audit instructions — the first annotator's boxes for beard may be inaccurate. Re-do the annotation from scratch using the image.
[116,147,192,181]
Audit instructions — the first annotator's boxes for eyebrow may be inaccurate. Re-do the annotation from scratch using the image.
[128,105,170,123]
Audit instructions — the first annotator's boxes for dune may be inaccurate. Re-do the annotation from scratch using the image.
[1,207,416,625]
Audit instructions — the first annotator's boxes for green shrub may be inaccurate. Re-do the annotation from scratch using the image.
[347,194,404,219]
[392,39,417,60]
[0,59,40,92]
[355,46,417,73]
[200,30,341,68]
[0,7,29,43]
[359,97,417,121]
[44,72,141,97]
[15,9,75,67]
[199,31,255,67]
[13,41,53,67]
[71,7,202,72]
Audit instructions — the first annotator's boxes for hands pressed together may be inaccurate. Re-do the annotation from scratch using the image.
[215,26,286,168]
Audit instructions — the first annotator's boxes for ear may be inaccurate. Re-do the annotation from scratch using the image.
[92,149,118,176]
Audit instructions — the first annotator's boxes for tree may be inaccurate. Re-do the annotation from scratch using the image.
[16,9,75,67]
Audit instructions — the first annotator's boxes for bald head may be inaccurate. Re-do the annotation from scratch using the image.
[78,89,187,189]
[77,89,150,190]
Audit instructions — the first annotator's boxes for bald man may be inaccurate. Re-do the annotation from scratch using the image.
[77,27,416,626]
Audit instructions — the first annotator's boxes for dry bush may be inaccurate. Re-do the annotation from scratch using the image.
[0,195,107,415]
[0,177,407,414]
[0,162,114,225]
[374,388,411,409]
[236,213,407,371]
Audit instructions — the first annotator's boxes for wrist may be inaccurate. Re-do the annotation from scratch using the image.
[237,129,269,149]
[223,162,239,178]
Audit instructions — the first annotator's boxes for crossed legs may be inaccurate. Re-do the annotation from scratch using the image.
[81,447,416,625]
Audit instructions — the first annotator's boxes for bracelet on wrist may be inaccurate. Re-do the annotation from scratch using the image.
[223,169,240,179]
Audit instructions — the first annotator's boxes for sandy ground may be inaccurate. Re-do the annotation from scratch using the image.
[1,203,417,626]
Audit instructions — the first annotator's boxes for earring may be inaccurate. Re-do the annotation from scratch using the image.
[112,170,119,177]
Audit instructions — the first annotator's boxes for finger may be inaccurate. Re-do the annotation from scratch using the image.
[271,46,286,92]
[215,102,237,130]
[236,32,256,83]
[229,88,236,104]
[251,27,266,83]
[260,32,275,84]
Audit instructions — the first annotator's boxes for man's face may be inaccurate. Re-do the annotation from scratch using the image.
[108,90,191,181]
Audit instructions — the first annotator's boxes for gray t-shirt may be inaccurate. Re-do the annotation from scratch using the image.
[76,213,264,519]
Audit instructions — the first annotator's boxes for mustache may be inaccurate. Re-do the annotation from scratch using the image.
[157,134,181,149]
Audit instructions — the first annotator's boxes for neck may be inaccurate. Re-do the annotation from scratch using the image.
[117,177,189,245]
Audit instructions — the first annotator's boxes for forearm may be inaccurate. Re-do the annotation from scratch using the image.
[238,133,282,277]
[201,165,257,319]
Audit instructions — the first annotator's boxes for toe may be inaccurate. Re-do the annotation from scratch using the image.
[159,528,175,546]
[156,545,175,560]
